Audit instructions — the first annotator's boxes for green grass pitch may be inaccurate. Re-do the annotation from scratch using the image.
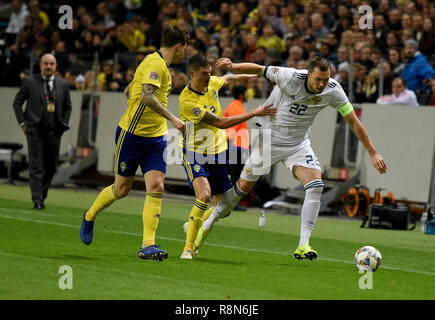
[0,183,434,300]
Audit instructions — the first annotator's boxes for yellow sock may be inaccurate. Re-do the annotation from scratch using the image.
[142,192,163,247]
[202,206,214,222]
[184,199,209,251]
[86,185,122,221]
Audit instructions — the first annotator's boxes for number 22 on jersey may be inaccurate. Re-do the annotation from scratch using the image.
[289,103,308,115]
[289,103,307,115]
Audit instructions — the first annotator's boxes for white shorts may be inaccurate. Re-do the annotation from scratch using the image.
[240,139,321,182]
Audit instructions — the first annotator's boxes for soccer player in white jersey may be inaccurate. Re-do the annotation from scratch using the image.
[194,56,387,261]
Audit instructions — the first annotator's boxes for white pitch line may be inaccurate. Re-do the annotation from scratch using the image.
[1,212,435,276]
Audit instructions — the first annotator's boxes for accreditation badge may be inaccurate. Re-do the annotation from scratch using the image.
[47,102,55,113]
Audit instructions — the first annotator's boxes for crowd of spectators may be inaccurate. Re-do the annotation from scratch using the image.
[1,0,435,105]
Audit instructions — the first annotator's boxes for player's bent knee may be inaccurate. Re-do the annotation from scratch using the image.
[146,181,164,193]
[197,193,212,204]
[115,185,130,198]
[151,186,164,193]
[144,171,165,192]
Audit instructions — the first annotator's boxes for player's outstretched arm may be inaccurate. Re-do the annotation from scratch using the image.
[201,103,277,129]
[221,74,258,85]
[141,84,185,134]
[216,58,266,76]
[344,110,387,174]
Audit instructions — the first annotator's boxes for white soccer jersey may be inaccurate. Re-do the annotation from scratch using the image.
[255,66,350,146]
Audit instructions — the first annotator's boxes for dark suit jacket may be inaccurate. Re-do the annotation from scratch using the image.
[13,74,72,131]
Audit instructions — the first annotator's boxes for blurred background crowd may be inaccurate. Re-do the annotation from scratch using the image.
[1,0,435,105]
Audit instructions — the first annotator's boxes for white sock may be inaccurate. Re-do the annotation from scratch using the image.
[202,182,248,230]
[299,179,324,246]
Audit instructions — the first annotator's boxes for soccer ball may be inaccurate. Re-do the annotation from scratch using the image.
[354,246,382,271]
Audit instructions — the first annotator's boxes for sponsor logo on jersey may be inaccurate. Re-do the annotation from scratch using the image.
[194,164,201,173]
[212,89,217,100]
[244,167,252,175]
[149,71,159,80]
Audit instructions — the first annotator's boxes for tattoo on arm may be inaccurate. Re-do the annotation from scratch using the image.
[222,74,238,85]
[201,110,220,125]
[223,74,237,81]
[142,84,155,96]
[141,84,175,120]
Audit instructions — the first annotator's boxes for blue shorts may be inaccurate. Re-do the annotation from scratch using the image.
[115,126,167,176]
[180,148,232,196]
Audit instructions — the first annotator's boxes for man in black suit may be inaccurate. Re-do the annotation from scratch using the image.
[13,53,72,210]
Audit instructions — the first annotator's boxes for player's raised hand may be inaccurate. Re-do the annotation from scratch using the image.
[253,104,277,117]
[216,58,233,71]
[370,153,387,174]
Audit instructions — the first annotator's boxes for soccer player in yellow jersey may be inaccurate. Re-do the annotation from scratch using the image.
[178,54,277,259]
[80,26,190,262]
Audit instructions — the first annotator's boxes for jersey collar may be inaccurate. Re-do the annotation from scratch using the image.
[304,77,316,95]
[156,50,169,67]
[188,83,208,96]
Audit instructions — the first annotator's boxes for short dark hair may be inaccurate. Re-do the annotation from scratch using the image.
[187,53,210,72]
[392,76,406,86]
[161,25,191,48]
[255,46,267,53]
[232,85,247,99]
[308,56,331,73]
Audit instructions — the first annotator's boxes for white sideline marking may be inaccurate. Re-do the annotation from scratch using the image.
[1,212,435,277]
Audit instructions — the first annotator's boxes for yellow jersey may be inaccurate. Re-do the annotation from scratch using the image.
[118,51,171,137]
[179,76,227,154]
